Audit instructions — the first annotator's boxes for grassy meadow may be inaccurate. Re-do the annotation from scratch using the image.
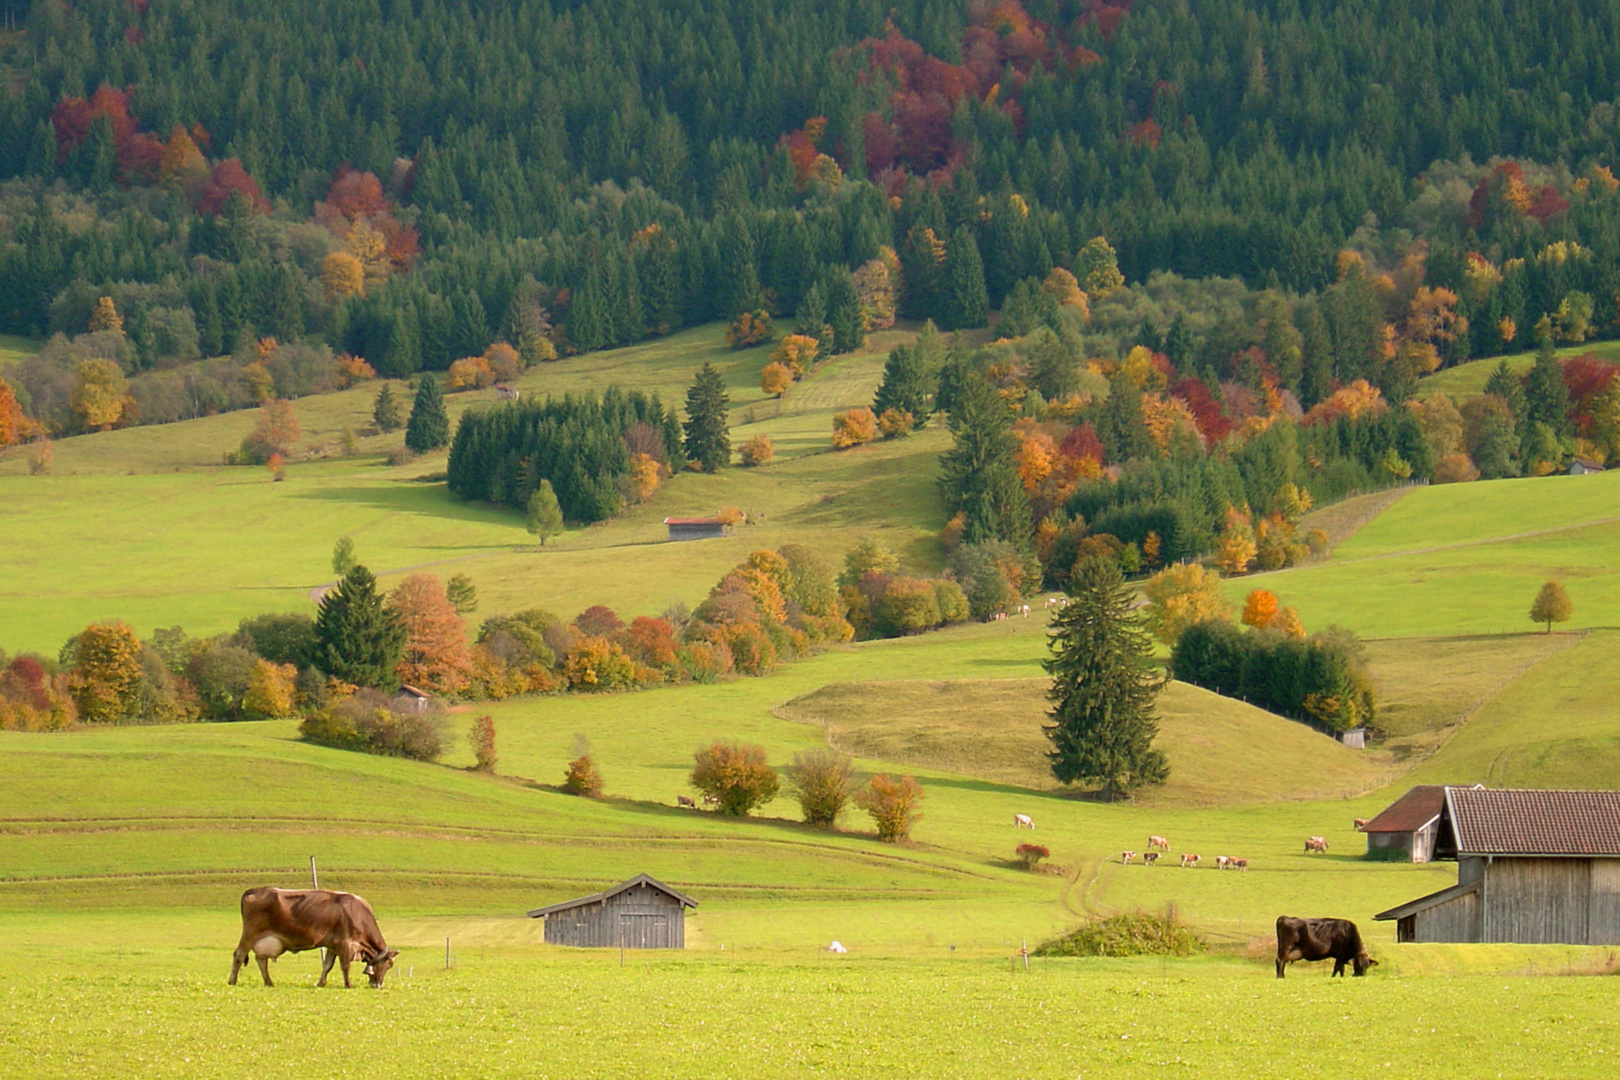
[4,328,1620,1076]
[0,332,35,371]
[1416,337,1620,399]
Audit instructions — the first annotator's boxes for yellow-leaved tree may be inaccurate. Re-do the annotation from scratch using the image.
[70,358,129,430]
[1141,564,1231,645]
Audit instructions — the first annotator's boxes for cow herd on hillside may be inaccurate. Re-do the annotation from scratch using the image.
[1003,815,1377,978]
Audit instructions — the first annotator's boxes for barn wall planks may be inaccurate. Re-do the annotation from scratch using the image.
[1590,861,1620,946]
[541,882,686,949]
[1482,858,1590,945]
[1410,889,1479,943]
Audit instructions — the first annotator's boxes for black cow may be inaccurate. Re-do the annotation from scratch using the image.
[1274,916,1377,978]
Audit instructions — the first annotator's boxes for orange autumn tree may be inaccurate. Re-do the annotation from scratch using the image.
[388,573,473,695]
[1241,589,1279,629]
[0,378,39,447]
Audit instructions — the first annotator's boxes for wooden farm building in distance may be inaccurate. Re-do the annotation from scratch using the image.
[527,874,697,949]
[1361,784,1481,863]
[664,517,727,541]
[1374,787,1620,945]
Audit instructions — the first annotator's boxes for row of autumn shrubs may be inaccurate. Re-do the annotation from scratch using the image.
[684,743,925,842]
[0,528,1009,735]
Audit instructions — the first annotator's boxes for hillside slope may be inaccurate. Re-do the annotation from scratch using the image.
[777,678,1388,807]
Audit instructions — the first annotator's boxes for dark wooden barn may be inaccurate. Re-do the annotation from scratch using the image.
[1361,784,1481,863]
[1374,787,1620,944]
[527,873,697,948]
[664,517,727,541]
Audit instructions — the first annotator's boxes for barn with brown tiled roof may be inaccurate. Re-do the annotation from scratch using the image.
[1374,787,1620,944]
[1359,784,1480,863]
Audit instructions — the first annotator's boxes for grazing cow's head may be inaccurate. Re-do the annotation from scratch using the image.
[1352,953,1378,977]
[363,947,400,988]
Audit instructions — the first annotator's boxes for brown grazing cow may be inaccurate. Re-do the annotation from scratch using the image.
[677,795,697,809]
[1274,916,1377,978]
[1142,852,1160,866]
[1304,836,1329,853]
[1352,817,1370,831]
[230,887,398,988]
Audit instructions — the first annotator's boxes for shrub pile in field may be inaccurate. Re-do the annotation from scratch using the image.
[1032,911,1207,958]
[298,688,446,762]
[446,388,684,521]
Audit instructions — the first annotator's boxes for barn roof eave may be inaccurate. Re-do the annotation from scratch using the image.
[526,873,699,918]
[1372,879,1479,922]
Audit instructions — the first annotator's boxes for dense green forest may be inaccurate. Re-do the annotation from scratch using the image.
[3,0,1620,452]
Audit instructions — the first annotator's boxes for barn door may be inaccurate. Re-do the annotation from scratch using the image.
[619,913,669,948]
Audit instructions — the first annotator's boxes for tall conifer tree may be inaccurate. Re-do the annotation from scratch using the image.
[312,564,409,690]
[1044,557,1169,798]
[405,374,449,452]
[943,226,989,330]
[682,361,731,472]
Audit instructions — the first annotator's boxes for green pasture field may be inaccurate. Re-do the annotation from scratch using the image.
[1234,471,1620,638]
[1416,338,1620,399]
[5,324,1620,1077]
[0,326,939,655]
[1,944,1617,1080]
[0,332,35,371]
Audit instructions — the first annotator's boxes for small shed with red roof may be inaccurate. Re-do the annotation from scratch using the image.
[1361,783,1480,863]
[1374,787,1620,944]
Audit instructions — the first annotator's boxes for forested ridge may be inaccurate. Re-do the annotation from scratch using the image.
[4,0,1620,437]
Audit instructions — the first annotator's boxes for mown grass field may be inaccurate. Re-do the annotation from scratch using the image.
[0,325,943,654]
[1417,337,1620,399]
[5,329,1620,1076]
[0,332,35,371]
[2,946,1616,1079]
[1234,471,1620,639]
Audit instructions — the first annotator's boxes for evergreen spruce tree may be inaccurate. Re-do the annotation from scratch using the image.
[1483,360,1528,424]
[379,303,420,377]
[405,375,450,453]
[682,361,731,471]
[872,343,932,427]
[1524,342,1571,434]
[1043,557,1169,798]
[1163,312,1195,371]
[823,267,865,354]
[373,383,402,432]
[1101,373,1156,463]
[942,226,989,330]
[450,289,491,359]
[937,371,1033,548]
[568,269,609,354]
[312,564,409,690]
[795,282,833,358]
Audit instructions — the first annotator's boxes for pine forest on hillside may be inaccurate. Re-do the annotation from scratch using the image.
[3,0,1620,442]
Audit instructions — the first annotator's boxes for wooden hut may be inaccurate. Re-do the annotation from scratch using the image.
[1374,787,1620,944]
[527,873,697,948]
[391,685,433,713]
[1361,784,1480,863]
[664,517,727,542]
